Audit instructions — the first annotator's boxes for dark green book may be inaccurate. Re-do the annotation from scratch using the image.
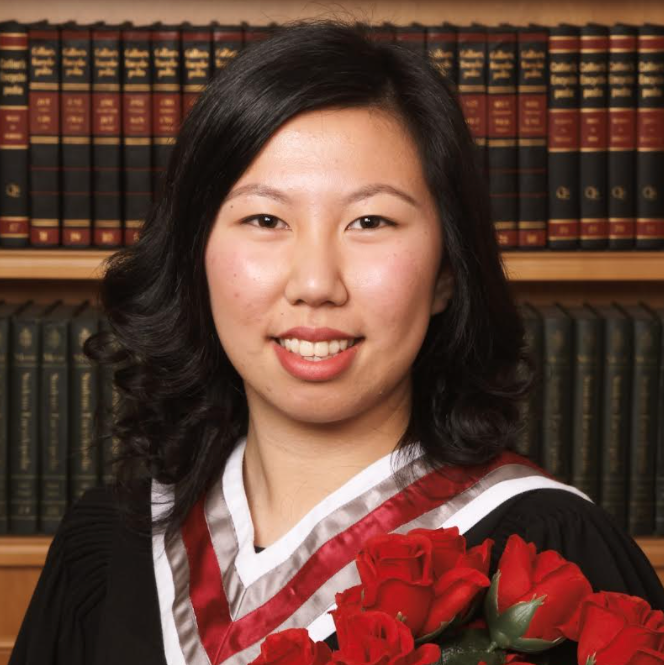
[620,303,661,536]
[565,304,602,502]
[69,302,100,503]
[514,303,543,464]
[9,301,57,534]
[655,306,664,536]
[98,315,120,486]
[538,303,573,483]
[591,303,633,529]
[40,302,80,533]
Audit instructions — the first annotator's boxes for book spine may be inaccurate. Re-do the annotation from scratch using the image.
[61,27,92,247]
[540,305,573,484]
[627,307,661,536]
[122,28,152,246]
[40,315,68,533]
[548,26,580,249]
[0,22,30,248]
[458,27,487,171]
[514,303,543,463]
[395,23,427,55]
[599,308,632,530]
[9,313,40,533]
[69,310,99,503]
[487,27,518,249]
[365,22,395,44]
[636,26,664,249]
[28,25,61,247]
[182,26,211,119]
[579,25,609,249]
[151,27,181,201]
[517,27,548,249]
[570,308,602,503]
[92,27,122,248]
[425,24,457,87]
[608,25,637,249]
[0,311,9,533]
[212,24,243,76]
[656,307,664,536]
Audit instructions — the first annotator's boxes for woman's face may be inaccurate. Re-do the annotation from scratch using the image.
[205,106,452,426]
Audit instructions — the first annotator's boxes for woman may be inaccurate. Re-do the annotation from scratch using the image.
[10,19,664,665]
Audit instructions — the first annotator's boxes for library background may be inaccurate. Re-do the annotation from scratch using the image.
[1,0,664,662]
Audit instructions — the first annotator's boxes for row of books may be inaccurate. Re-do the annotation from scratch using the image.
[0,20,663,251]
[0,298,663,536]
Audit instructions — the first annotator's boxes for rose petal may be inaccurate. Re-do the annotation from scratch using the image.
[497,535,536,612]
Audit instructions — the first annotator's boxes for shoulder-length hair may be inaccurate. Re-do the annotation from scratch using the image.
[87,18,533,543]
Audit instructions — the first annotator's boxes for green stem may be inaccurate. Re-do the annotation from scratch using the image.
[486,641,499,653]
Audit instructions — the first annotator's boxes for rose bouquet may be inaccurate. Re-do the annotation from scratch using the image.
[248,527,664,665]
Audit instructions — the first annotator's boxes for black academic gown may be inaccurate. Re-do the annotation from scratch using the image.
[9,481,664,665]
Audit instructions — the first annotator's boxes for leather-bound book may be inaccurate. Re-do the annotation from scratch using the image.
[579,24,609,250]
[636,25,664,249]
[61,22,92,247]
[395,22,427,55]
[548,25,580,250]
[517,25,548,250]
[608,25,637,250]
[122,25,152,246]
[181,22,212,118]
[487,25,518,250]
[364,21,395,44]
[28,21,61,247]
[426,23,457,87]
[0,21,30,248]
[212,22,243,77]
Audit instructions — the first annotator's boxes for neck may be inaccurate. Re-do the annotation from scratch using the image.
[242,378,412,548]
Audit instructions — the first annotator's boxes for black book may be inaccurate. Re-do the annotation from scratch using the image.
[69,302,100,503]
[565,304,602,503]
[181,22,212,119]
[9,302,57,534]
[395,22,427,55]
[548,25,580,250]
[212,21,244,74]
[538,303,573,484]
[425,23,457,86]
[579,24,609,250]
[608,25,638,250]
[0,21,30,248]
[619,304,661,536]
[591,303,633,530]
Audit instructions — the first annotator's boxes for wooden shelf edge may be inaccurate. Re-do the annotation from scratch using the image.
[0,249,111,280]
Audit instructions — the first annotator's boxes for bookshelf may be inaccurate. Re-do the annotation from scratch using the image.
[1,1,664,664]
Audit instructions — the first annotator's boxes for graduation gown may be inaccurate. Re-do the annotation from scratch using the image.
[9,438,664,665]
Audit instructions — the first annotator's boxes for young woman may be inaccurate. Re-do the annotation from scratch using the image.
[10,19,664,665]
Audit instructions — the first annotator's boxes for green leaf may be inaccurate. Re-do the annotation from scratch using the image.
[434,629,506,665]
[585,655,597,665]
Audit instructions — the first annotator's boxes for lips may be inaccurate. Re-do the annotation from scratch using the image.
[274,326,361,342]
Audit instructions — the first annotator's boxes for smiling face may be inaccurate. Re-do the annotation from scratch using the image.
[205,105,453,429]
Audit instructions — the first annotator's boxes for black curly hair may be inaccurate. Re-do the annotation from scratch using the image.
[86,17,533,544]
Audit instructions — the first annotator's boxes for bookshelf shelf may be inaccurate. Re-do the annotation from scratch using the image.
[1,249,663,282]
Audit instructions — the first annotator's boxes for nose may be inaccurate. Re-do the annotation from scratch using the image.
[283,226,348,308]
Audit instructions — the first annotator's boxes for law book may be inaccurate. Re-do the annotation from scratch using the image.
[608,24,638,250]
[212,22,244,76]
[548,24,580,250]
[655,306,664,536]
[517,25,548,249]
[28,21,61,247]
[514,302,543,464]
[181,22,212,119]
[40,302,79,533]
[395,22,427,55]
[92,23,123,248]
[9,302,57,534]
[458,25,488,174]
[538,303,573,484]
[619,303,661,536]
[61,22,93,247]
[0,21,30,248]
[592,302,633,530]
[565,304,602,503]
[69,301,100,503]
[122,25,152,246]
[636,25,664,249]
[151,22,181,201]
[487,25,518,250]
[364,21,396,44]
[98,315,120,486]
[425,23,457,87]
[579,24,609,249]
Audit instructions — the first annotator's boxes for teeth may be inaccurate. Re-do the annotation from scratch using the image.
[277,336,358,360]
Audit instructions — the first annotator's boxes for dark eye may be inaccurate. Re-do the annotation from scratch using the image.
[348,215,393,230]
[243,214,286,229]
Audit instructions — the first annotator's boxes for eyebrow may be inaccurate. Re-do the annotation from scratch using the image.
[224,183,420,208]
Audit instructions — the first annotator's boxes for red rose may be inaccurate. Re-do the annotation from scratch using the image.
[249,628,332,665]
[335,585,363,615]
[356,529,492,637]
[493,534,592,643]
[331,610,440,665]
[559,592,664,665]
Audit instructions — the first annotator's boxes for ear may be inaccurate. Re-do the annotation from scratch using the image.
[431,267,454,316]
